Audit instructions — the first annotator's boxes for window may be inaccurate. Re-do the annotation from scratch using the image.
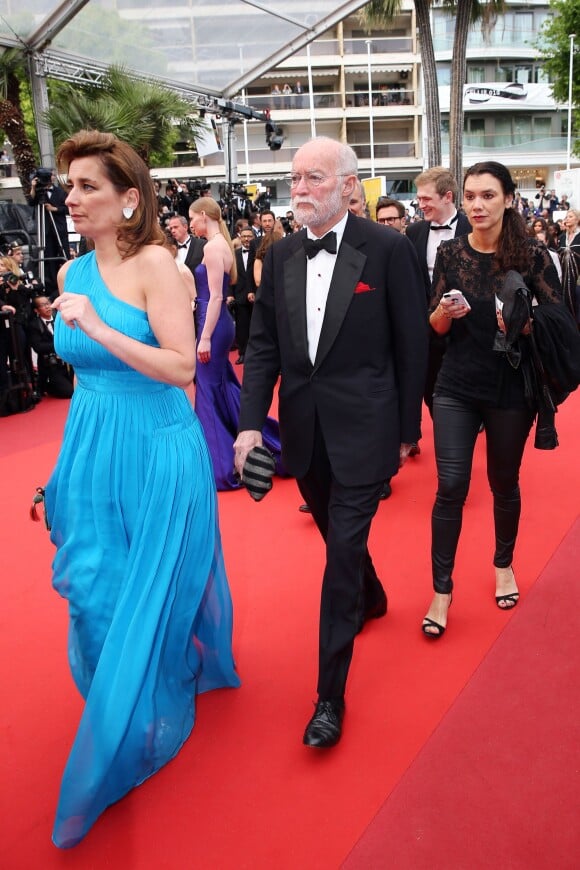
[465,117,485,148]
[467,67,485,84]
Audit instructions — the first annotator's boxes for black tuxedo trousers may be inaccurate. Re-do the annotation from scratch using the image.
[297,417,385,699]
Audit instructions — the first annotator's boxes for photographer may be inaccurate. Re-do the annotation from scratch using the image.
[0,268,32,353]
[26,168,70,299]
[166,179,194,219]
[28,295,73,398]
[0,269,35,404]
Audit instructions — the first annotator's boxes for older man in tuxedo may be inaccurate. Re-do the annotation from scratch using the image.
[406,167,471,414]
[234,137,427,748]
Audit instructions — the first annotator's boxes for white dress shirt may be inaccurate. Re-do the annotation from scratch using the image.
[176,236,191,264]
[305,211,348,365]
[426,210,459,283]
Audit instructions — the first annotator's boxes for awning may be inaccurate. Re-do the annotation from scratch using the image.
[262,68,339,79]
[344,65,412,74]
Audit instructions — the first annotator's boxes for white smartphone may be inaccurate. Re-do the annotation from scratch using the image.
[442,289,471,311]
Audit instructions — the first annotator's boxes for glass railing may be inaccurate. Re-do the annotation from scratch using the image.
[343,36,414,55]
[351,142,417,160]
[181,138,418,170]
[277,35,414,62]
[433,28,537,52]
[246,89,415,113]
[441,134,569,155]
[346,88,415,107]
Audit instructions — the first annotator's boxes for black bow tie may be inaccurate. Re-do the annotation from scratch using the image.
[303,232,337,258]
[430,214,459,231]
[178,240,190,248]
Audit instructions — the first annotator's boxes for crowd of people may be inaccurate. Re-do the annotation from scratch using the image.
[0,242,74,414]
[6,128,579,847]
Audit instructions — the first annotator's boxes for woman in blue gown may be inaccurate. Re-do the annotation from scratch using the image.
[188,196,285,490]
[45,131,240,848]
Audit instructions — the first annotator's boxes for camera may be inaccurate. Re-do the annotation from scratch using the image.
[32,167,53,186]
[1,272,20,285]
[30,167,54,205]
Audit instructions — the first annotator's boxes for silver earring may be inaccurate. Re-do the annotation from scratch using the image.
[122,206,134,220]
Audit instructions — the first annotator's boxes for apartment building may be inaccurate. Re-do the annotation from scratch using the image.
[175,1,576,204]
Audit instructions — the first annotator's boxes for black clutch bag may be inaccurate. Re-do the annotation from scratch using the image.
[241,446,275,501]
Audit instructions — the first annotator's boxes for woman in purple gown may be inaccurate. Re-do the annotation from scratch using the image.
[188,197,285,490]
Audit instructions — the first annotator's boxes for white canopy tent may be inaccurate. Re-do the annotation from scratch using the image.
[1,0,371,163]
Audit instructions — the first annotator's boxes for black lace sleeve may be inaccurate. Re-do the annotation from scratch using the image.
[429,241,453,312]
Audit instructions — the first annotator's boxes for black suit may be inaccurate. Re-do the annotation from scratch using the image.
[182,236,206,276]
[28,316,73,398]
[230,246,256,356]
[240,213,428,698]
[406,213,471,412]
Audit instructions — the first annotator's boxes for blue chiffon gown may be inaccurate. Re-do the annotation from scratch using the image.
[193,263,286,490]
[45,252,240,848]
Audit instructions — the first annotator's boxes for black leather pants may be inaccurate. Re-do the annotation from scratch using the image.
[431,395,534,594]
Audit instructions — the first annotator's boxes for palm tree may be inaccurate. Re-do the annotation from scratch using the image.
[44,66,202,167]
[361,1,504,183]
[360,0,441,166]
[448,0,473,185]
[448,1,502,186]
[0,49,39,197]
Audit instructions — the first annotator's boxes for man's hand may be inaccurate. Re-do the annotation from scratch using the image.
[233,429,263,477]
[399,443,414,467]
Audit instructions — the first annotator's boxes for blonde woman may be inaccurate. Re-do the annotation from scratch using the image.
[189,197,285,489]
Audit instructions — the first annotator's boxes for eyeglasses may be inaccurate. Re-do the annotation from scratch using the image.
[285,172,348,188]
[377,216,402,224]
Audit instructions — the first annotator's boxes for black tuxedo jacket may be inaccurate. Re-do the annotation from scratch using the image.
[28,316,56,358]
[239,213,428,485]
[184,236,206,275]
[231,247,256,303]
[406,212,471,300]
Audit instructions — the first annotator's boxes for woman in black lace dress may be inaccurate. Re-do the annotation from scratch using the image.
[421,162,561,638]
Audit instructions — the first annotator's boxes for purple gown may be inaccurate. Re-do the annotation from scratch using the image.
[193,263,285,490]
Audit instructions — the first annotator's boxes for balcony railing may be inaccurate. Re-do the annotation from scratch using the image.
[287,35,414,60]
[441,134,569,155]
[247,87,415,113]
[351,142,417,160]
[433,28,537,53]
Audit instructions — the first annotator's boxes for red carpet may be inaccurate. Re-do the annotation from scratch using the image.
[343,516,580,870]
[1,383,579,868]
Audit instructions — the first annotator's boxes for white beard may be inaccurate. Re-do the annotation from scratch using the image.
[292,185,344,231]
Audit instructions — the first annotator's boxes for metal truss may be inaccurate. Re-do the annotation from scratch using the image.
[32,50,268,123]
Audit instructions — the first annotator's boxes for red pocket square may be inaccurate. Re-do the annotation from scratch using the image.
[354,281,374,294]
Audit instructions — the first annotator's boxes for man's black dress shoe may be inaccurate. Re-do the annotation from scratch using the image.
[303,699,345,748]
[235,355,244,365]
